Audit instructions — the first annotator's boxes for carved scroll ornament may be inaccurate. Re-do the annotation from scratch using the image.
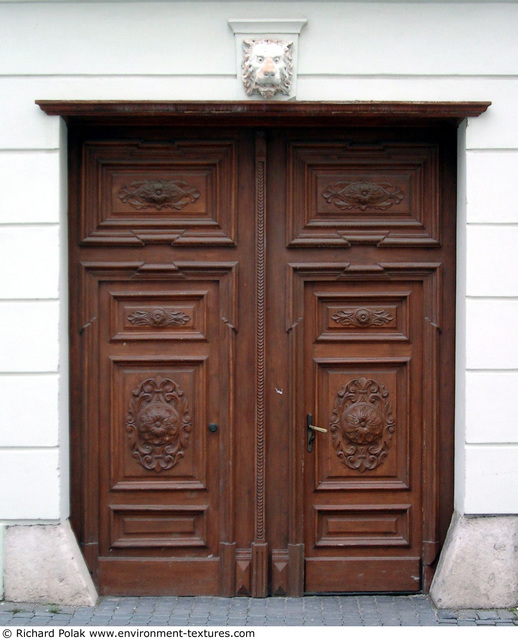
[330,377,395,472]
[126,376,191,472]
[331,308,394,328]
[127,308,191,327]
[117,179,200,211]
[322,180,404,212]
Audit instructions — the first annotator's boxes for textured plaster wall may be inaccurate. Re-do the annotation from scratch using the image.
[0,0,517,532]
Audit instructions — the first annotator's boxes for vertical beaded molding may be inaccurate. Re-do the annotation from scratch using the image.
[252,131,268,596]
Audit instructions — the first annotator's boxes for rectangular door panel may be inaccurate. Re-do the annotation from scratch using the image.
[109,357,208,489]
[305,558,421,593]
[314,357,411,489]
[81,140,238,246]
[313,504,412,548]
[286,140,440,247]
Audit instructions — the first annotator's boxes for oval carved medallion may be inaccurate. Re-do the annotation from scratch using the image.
[330,377,395,472]
[322,179,404,212]
[117,179,200,211]
[126,376,192,472]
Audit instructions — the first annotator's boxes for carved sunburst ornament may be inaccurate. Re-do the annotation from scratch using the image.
[330,377,395,472]
[126,376,191,472]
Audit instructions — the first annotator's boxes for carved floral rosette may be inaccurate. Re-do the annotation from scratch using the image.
[127,308,191,327]
[331,308,394,328]
[330,377,395,472]
[126,376,191,473]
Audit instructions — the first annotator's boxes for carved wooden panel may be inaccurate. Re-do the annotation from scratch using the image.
[271,549,289,596]
[110,290,207,342]
[110,505,208,548]
[286,142,440,247]
[81,140,237,246]
[314,358,410,489]
[330,376,396,473]
[126,375,192,473]
[111,358,206,487]
[235,550,252,596]
[314,505,411,547]
[314,292,409,342]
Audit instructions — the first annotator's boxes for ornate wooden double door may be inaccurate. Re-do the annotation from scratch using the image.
[70,120,455,596]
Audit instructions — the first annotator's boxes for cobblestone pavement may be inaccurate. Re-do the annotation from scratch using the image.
[0,596,517,627]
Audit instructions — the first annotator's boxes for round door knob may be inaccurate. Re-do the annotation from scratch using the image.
[208,423,218,433]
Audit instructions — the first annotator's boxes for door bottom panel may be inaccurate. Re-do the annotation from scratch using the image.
[98,558,220,596]
[305,557,421,593]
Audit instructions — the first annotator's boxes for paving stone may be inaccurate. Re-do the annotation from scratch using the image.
[457,610,477,620]
[437,609,457,619]
[380,617,402,625]
[497,610,517,619]
[477,610,499,620]
[28,617,52,625]
[0,595,512,627]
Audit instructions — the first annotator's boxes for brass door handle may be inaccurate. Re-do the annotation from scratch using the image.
[308,424,327,433]
[307,414,327,452]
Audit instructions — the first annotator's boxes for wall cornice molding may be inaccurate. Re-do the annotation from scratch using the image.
[36,100,491,126]
[228,19,308,35]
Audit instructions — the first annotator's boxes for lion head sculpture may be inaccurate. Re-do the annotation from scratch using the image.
[242,39,293,99]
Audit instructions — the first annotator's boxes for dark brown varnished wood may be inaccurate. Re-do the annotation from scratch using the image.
[38,100,490,126]
[64,104,469,596]
[265,125,456,595]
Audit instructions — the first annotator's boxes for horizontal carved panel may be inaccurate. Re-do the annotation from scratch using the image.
[314,291,410,342]
[287,142,440,247]
[314,505,411,547]
[110,505,208,548]
[81,140,237,246]
[314,358,410,490]
[110,290,208,342]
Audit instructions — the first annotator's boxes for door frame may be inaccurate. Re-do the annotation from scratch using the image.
[38,99,490,595]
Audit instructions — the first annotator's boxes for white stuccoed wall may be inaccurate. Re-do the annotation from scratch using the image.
[0,0,517,606]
